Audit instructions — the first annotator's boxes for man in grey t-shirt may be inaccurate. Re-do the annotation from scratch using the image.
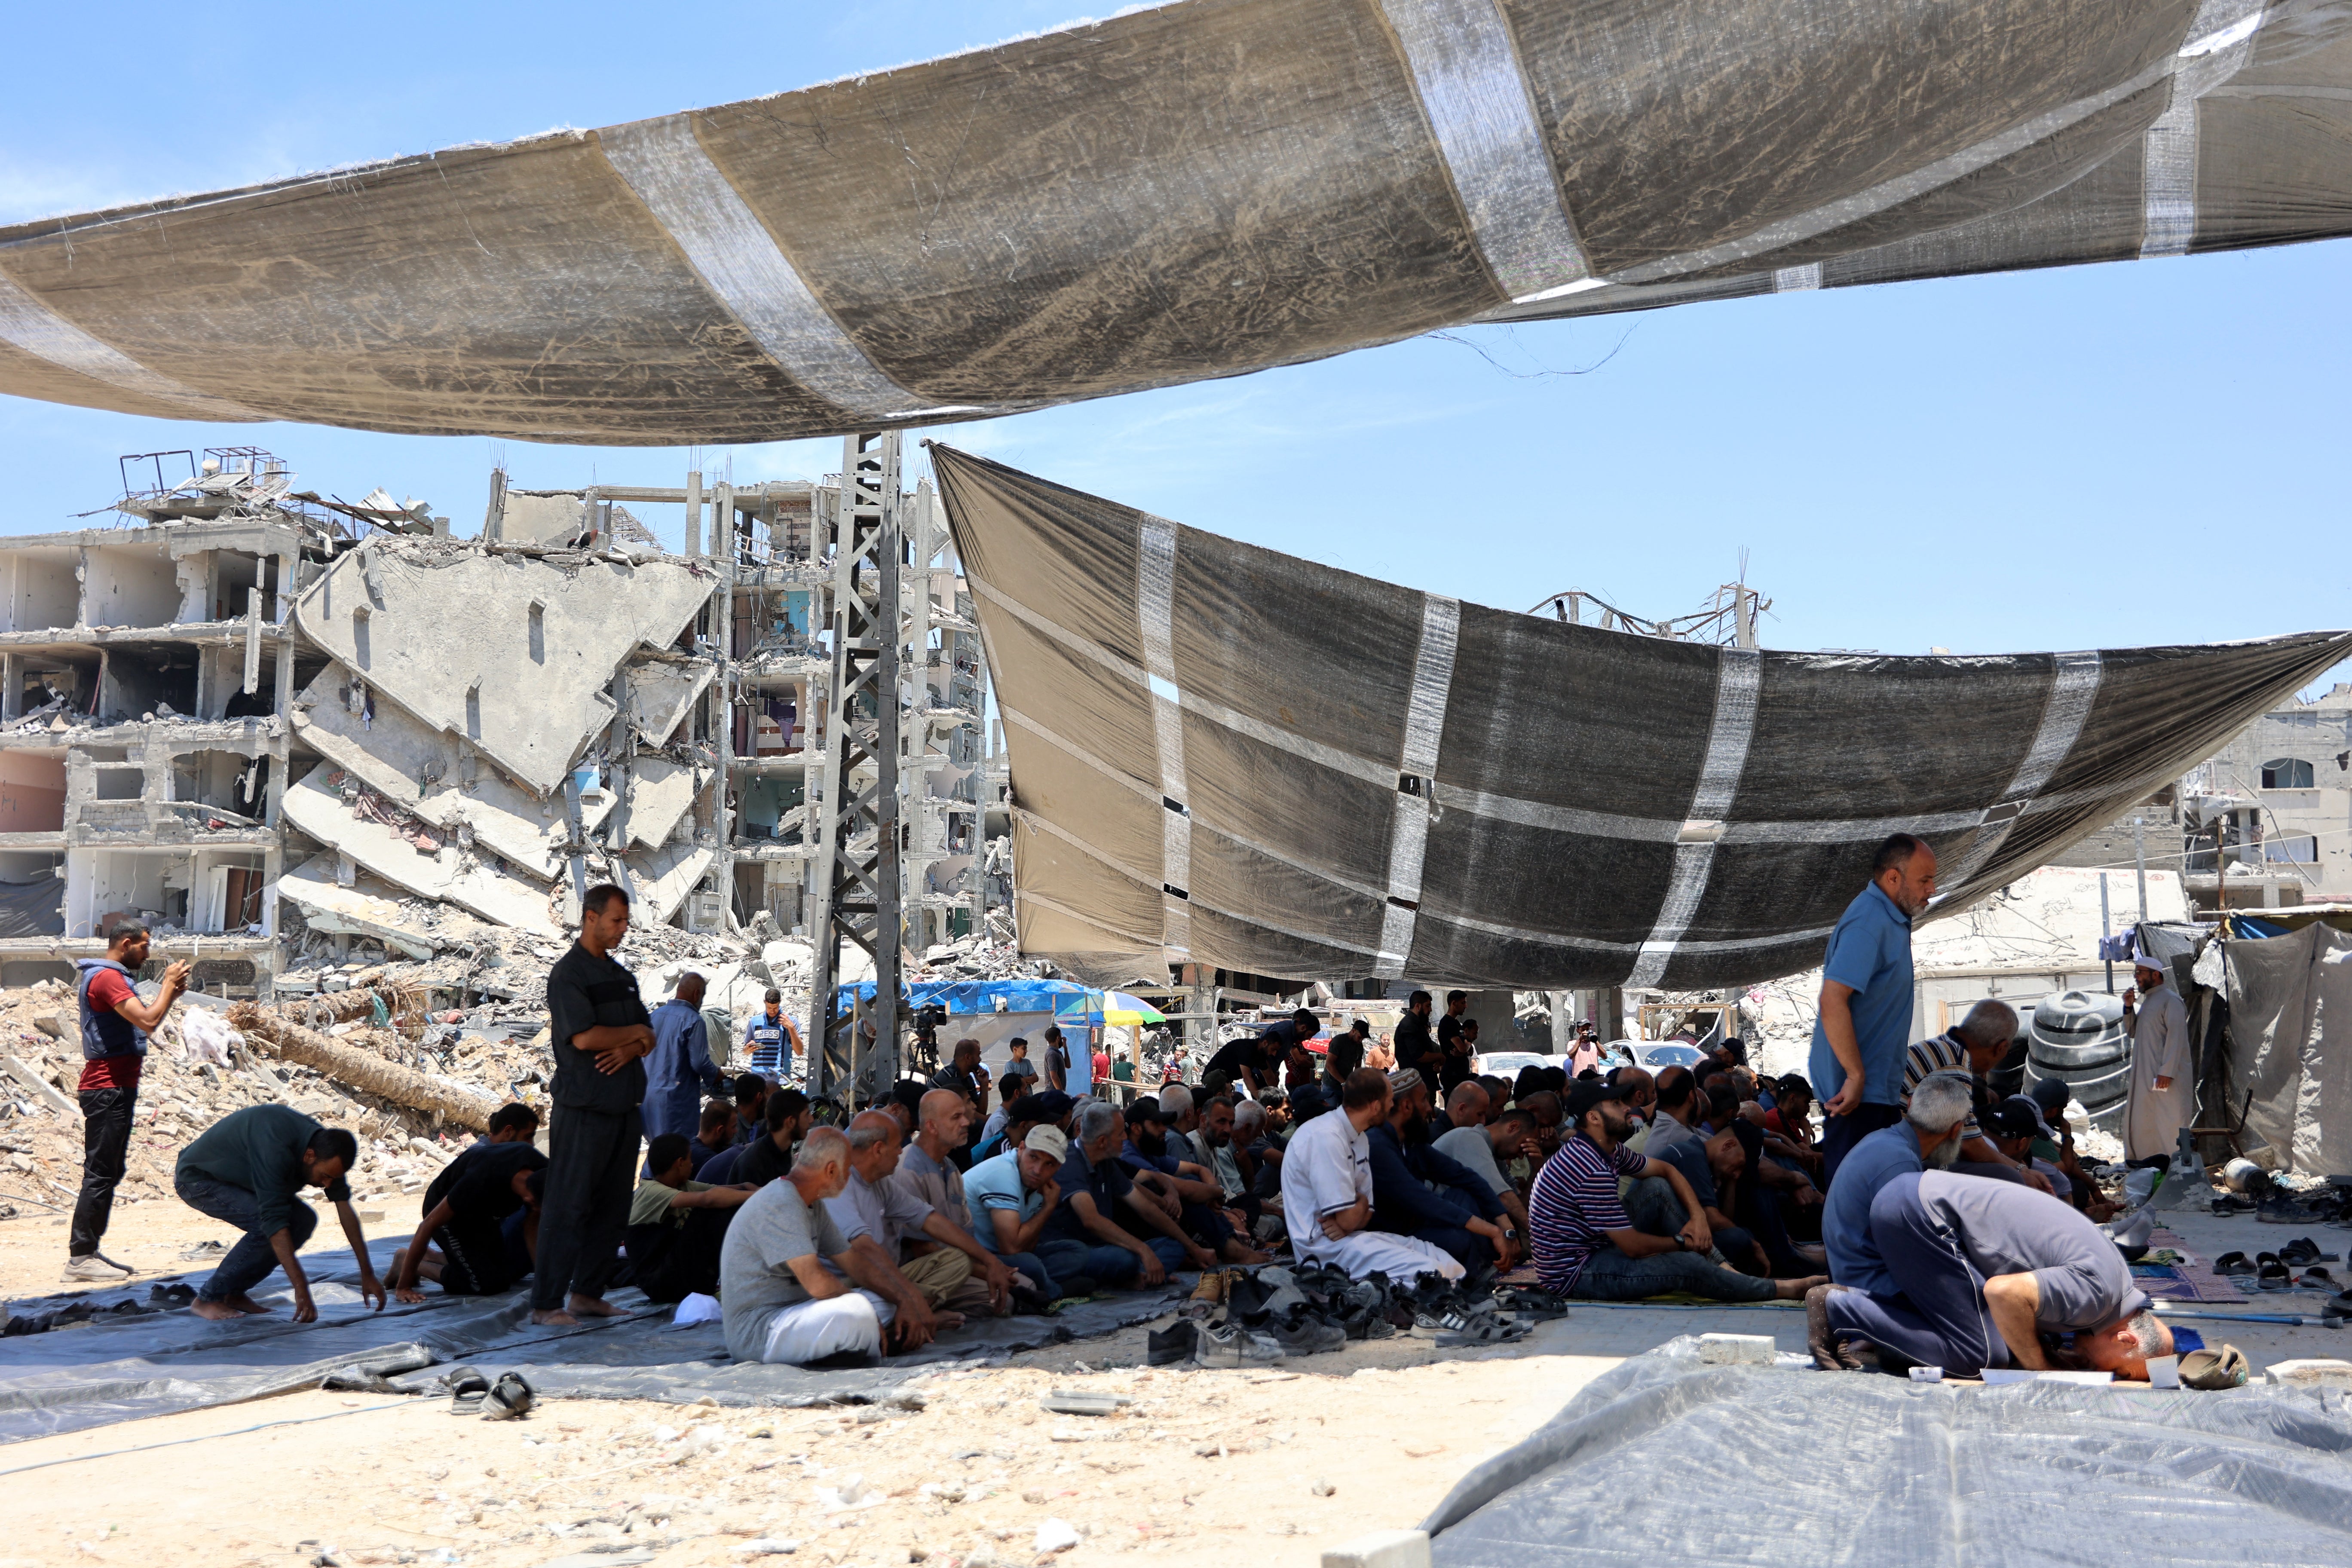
[1822,1169,2170,1379]
[1433,1108,1534,1238]
[719,1127,946,1364]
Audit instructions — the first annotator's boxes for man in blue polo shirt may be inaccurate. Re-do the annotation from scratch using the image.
[1809,833,1936,1188]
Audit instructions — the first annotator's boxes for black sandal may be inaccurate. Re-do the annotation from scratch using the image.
[2213,1252,2253,1276]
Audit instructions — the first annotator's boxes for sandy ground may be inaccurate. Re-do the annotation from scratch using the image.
[0,1349,1616,1568]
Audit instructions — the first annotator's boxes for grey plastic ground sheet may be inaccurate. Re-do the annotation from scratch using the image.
[1423,1337,2352,1568]
[0,1238,1182,1444]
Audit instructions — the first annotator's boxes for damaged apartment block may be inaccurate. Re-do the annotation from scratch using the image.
[0,445,1007,1001]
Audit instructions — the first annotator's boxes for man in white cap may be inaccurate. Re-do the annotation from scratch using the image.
[2122,950,2194,1162]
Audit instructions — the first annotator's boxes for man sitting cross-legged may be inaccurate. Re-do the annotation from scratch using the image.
[965,1125,1083,1300]
[392,1136,548,1300]
[892,1090,1020,1314]
[625,1132,756,1304]
[720,1127,948,1364]
[1117,1098,1270,1266]
[1282,1069,1464,1285]
[1432,1102,1537,1238]
[1366,1069,1518,1284]
[1034,1102,1196,1290]
[1529,1080,1822,1304]
[824,1111,1011,1316]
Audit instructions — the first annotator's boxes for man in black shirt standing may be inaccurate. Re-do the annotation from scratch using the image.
[1436,990,1473,1093]
[1392,990,1438,1084]
[534,884,655,1326]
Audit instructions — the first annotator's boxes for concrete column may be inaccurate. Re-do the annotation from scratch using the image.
[0,652,16,723]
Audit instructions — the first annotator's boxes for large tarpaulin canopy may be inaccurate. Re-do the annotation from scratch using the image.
[932,444,2352,989]
[1,0,2347,443]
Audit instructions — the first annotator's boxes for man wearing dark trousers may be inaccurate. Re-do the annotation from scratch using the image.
[1809,833,1936,1188]
[175,1106,384,1321]
[534,883,655,1327]
[65,919,190,1283]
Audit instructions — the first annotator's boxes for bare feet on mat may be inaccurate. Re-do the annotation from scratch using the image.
[1773,1274,1829,1300]
[567,1294,628,1319]
[530,1308,582,1326]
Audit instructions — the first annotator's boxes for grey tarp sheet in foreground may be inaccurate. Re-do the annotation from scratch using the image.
[2,1,2350,443]
[933,444,2352,990]
[2222,922,2352,1175]
[0,1239,1182,1444]
[1422,1339,2352,1568]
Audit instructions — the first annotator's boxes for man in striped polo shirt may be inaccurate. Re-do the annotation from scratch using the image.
[1529,1080,1822,1303]
[1901,1000,2052,1194]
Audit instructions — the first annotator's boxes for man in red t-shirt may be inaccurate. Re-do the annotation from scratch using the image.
[66,919,190,1283]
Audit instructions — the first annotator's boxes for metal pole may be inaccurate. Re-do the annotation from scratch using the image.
[2101,872,2114,993]
[873,458,904,1096]
[2133,817,2150,923]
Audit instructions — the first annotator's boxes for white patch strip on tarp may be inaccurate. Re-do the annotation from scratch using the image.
[1375,0,1592,303]
[1626,649,1761,989]
[1003,735,1833,966]
[1135,514,1193,957]
[0,270,259,419]
[2142,1,2269,258]
[1946,649,2106,890]
[1773,263,1823,292]
[1609,40,2210,288]
[974,568,2135,852]
[599,115,994,423]
[1378,594,1461,977]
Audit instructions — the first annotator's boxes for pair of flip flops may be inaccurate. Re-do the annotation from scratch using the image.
[2278,1237,2339,1267]
[445,1366,535,1420]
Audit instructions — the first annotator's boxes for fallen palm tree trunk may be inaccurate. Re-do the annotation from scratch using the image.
[298,989,386,1028]
[227,1004,496,1132]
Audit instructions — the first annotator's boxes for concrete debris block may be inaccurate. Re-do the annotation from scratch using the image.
[292,545,713,796]
[1033,1520,1080,1555]
[2,1055,82,1121]
[628,658,715,746]
[292,659,613,877]
[2264,1360,2352,1389]
[279,854,487,960]
[628,842,715,927]
[1697,1334,1776,1366]
[1322,1531,1431,1568]
[283,769,560,934]
[625,756,710,852]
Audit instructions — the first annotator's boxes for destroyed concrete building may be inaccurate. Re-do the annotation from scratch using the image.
[0,447,1005,1001]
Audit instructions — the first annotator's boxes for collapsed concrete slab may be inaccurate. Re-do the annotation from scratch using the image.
[277,854,475,961]
[289,659,613,878]
[622,755,707,852]
[628,656,714,745]
[292,542,715,796]
[282,768,560,934]
[626,839,713,927]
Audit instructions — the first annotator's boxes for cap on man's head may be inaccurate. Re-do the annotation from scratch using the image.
[1386,1067,1424,1098]
[2133,950,2168,974]
[1982,1096,2043,1141]
[2028,1076,2071,1117]
[1023,1124,1070,1162]
[1564,1080,1627,1124]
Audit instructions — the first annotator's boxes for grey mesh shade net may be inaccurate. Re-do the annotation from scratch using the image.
[932,445,2352,990]
[0,0,2347,443]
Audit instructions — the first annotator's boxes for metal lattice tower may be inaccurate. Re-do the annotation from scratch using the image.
[803,431,904,1102]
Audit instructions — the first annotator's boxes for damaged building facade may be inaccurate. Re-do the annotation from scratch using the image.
[0,446,1002,995]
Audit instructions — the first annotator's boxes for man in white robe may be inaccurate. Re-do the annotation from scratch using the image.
[2122,953,2195,1162]
[1281,1067,1462,1283]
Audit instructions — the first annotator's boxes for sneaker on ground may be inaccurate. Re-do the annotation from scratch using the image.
[61,1255,121,1284]
[1148,1320,1199,1366]
[1265,1313,1347,1355]
[1193,1318,1286,1366]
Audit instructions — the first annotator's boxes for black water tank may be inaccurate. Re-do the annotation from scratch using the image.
[2022,989,2131,1132]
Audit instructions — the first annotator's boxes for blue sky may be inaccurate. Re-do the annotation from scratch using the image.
[3,1,2346,689]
